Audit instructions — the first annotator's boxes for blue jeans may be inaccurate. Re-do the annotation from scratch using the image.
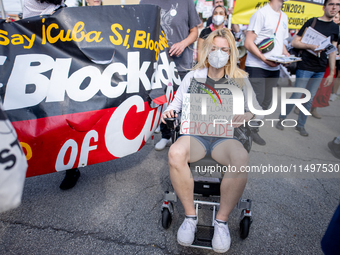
[279,69,324,128]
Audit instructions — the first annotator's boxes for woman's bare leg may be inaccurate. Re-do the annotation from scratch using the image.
[211,139,248,222]
[168,136,206,216]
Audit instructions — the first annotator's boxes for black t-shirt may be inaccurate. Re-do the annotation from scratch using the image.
[199,26,235,40]
[199,27,213,39]
[297,18,339,72]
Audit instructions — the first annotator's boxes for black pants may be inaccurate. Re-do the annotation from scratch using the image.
[245,66,280,110]
[161,71,188,139]
[245,66,280,132]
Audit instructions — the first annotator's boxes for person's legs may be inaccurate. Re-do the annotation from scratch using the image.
[155,123,172,150]
[60,168,80,190]
[278,69,315,120]
[262,70,280,110]
[168,136,206,246]
[245,67,267,145]
[245,67,266,106]
[210,139,248,253]
[211,139,248,221]
[331,74,340,95]
[169,136,206,215]
[330,62,340,100]
[296,71,324,129]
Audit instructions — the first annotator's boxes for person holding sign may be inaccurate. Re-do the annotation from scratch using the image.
[161,28,262,253]
[276,0,339,136]
[244,0,289,146]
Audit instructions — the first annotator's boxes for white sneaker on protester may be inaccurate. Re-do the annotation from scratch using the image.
[177,216,197,246]
[154,138,171,151]
[329,93,338,102]
[212,220,231,253]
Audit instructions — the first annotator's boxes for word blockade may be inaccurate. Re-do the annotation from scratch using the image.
[0,5,179,177]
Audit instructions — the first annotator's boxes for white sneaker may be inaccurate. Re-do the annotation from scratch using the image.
[177,217,197,246]
[329,93,338,102]
[212,220,231,253]
[154,138,171,151]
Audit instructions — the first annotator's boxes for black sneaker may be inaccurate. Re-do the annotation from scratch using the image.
[276,119,284,130]
[328,138,340,159]
[60,168,80,190]
[295,126,308,137]
[251,131,266,145]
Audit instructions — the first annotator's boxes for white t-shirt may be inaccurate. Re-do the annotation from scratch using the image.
[245,4,289,71]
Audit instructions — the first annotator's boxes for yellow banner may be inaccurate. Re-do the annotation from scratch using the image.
[232,0,324,30]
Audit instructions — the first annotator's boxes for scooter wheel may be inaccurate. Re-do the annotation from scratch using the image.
[161,208,172,229]
[240,216,251,239]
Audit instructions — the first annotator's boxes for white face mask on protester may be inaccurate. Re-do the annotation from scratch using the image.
[212,15,225,26]
[208,49,229,69]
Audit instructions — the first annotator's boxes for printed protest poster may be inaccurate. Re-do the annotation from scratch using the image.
[180,93,234,138]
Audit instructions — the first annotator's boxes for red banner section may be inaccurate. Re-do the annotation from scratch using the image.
[15,100,165,177]
[0,5,179,177]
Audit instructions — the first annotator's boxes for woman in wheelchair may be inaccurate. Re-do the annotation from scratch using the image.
[161,28,263,253]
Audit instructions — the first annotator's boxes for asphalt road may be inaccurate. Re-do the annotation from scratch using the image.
[1,87,340,255]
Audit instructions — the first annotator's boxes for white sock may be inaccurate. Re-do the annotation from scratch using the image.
[185,215,197,220]
[216,219,227,225]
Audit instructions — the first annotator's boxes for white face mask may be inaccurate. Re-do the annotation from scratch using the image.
[212,15,225,26]
[208,49,229,69]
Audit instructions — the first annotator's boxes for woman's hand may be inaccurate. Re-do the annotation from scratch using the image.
[161,110,177,124]
[231,112,253,128]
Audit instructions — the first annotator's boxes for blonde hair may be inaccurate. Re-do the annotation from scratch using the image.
[194,28,248,86]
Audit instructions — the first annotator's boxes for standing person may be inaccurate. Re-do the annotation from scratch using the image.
[206,0,239,34]
[244,0,289,146]
[206,0,226,27]
[276,0,340,136]
[139,0,201,151]
[197,5,228,62]
[23,0,81,190]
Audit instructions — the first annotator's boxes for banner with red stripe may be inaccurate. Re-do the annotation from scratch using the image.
[0,5,179,177]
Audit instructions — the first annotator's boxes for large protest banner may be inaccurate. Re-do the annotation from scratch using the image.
[0,5,180,177]
[232,0,324,29]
